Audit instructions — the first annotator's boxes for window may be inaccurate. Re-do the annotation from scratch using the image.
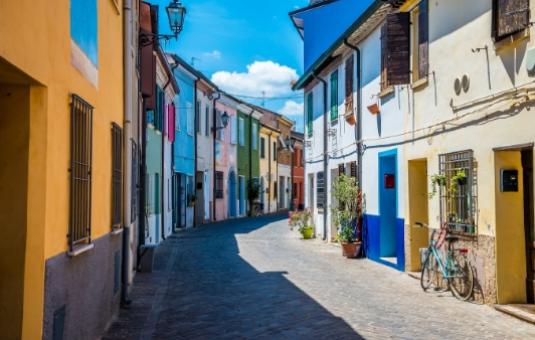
[230,115,238,144]
[316,171,325,210]
[252,122,258,150]
[306,92,313,136]
[174,98,180,132]
[492,0,530,41]
[345,55,354,115]
[205,105,210,136]
[131,141,139,223]
[273,181,278,199]
[273,141,277,161]
[438,150,477,235]
[411,0,429,82]
[239,117,245,146]
[111,123,123,230]
[338,163,346,176]
[196,101,201,134]
[186,102,194,136]
[215,171,224,199]
[69,94,93,251]
[381,12,411,90]
[260,137,266,158]
[216,110,223,141]
[330,70,338,122]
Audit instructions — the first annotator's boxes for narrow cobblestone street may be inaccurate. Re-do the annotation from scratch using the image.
[104,215,535,339]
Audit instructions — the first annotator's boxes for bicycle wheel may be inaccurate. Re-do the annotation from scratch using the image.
[449,253,474,301]
[421,250,438,291]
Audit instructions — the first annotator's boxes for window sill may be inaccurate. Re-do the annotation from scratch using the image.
[379,86,394,98]
[111,228,123,236]
[67,243,95,257]
[494,28,530,52]
[411,77,428,90]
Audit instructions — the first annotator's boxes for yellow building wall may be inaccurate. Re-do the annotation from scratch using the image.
[0,0,124,338]
[494,151,527,304]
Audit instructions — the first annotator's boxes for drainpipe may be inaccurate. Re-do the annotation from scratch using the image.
[193,80,198,226]
[121,0,133,307]
[268,132,271,214]
[164,62,179,231]
[344,39,363,244]
[212,92,220,221]
[312,71,328,241]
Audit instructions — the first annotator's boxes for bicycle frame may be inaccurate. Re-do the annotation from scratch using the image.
[428,235,465,279]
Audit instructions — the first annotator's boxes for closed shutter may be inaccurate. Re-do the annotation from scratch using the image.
[418,0,429,79]
[382,12,411,87]
[345,55,354,115]
[350,161,357,179]
[330,70,338,122]
[493,0,530,40]
[307,92,313,136]
[316,172,325,209]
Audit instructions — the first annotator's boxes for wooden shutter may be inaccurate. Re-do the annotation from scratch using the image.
[345,55,354,115]
[418,0,429,78]
[307,92,314,136]
[350,161,357,178]
[493,0,530,40]
[382,12,411,87]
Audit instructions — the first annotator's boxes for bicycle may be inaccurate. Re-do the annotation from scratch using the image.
[417,222,474,301]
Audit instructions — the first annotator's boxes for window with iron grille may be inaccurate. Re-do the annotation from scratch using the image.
[350,161,357,178]
[439,150,478,235]
[131,140,139,223]
[215,171,224,199]
[69,94,93,251]
[111,123,123,230]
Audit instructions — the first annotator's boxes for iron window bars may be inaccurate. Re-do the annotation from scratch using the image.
[69,94,93,251]
[111,123,123,230]
[439,150,478,235]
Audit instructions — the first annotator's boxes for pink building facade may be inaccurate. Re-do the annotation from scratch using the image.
[214,94,239,221]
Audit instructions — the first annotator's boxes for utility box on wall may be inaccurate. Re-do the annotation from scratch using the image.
[384,174,395,189]
[501,169,518,192]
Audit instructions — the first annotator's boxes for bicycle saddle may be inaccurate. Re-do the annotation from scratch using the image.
[445,235,459,242]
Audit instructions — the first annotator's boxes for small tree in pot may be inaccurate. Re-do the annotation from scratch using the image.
[332,174,364,258]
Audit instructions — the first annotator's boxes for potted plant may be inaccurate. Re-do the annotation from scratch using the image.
[345,112,356,125]
[288,211,301,231]
[428,174,447,199]
[247,180,260,216]
[297,210,314,239]
[331,174,364,258]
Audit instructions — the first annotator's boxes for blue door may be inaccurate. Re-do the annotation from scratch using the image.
[239,176,246,216]
[228,170,237,217]
[379,151,397,258]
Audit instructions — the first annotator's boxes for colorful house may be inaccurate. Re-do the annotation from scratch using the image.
[195,76,217,224]
[291,131,305,211]
[236,104,263,216]
[260,122,281,214]
[214,93,240,220]
[0,0,126,338]
[168,54,197,229]
[277,115,295,211]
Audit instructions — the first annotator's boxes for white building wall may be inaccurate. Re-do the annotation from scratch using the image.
[196,89,214,221]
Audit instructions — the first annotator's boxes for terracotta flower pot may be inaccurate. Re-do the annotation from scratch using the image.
[367,103,380,115]
[345,113,356,125]
[341,241,362,258]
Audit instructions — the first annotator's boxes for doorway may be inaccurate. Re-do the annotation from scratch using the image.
[228,170,236,218]
[408,159,429,272]
[494,147,533,304]
[239,175,246,216]
[308,174,314,212]
[195,171,204,225]
[379,150,398,264]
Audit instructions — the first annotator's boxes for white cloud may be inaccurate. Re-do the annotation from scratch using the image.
[202,50,222,60]
[279,100,304,117]
[211,61,298,97]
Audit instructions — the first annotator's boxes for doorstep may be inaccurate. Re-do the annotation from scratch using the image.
[494,304,535,325]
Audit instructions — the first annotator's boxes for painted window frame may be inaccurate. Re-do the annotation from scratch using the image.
[306,92,313,137]
[330,70,339,122]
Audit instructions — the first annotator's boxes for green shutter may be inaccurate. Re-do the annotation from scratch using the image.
[307,92,313,136]
[330,70,338,122]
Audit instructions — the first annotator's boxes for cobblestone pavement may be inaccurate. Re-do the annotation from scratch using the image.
[104,215,535,339]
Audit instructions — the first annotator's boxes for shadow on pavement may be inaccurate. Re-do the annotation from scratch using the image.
[104,214,362,339]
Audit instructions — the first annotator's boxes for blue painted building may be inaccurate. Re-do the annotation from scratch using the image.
[168,54,197,229]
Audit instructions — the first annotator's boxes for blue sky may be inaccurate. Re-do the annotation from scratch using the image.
[153,0,309,131]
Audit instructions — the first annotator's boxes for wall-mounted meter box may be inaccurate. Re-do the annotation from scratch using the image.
[501,169,518,192]
[384,174,395,189]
